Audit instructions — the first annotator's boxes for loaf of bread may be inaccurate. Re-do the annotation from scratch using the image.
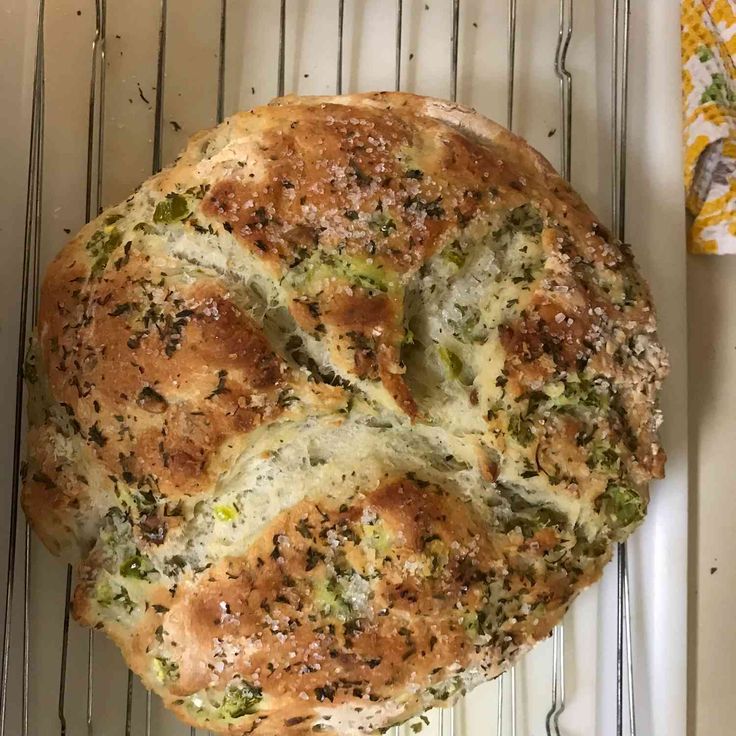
[22,93,667,734]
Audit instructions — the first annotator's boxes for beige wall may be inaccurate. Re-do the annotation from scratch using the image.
[688,255,736,736]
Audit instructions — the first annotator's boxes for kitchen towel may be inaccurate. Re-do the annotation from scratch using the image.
[682,0,736,253]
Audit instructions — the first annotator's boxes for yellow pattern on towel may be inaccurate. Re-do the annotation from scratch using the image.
[682,0,736,253]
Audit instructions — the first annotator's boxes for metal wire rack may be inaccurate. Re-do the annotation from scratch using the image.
[1,1,640,734]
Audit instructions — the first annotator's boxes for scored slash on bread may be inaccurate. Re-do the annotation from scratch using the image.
[23,93,667,735]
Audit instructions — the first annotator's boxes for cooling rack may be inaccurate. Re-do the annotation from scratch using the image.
[0,1,687,735]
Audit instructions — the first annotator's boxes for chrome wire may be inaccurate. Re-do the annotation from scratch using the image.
[25,0,47,728]
[278,0,286,96]
[623,544,636,736]
[440,707,455,736]
[545,625,566,736]
[145,690,152,735]
[395,0,403,91]
[499,3,520,730]
[612,0,630,243]
[441,6,462,731]
[509,668,517,736]
[617,544,635,736]
[24,1,48,725]
[124,669,133,736]
[434,9,462,733]
[184,8,230,736]
[217,0,227,123]
[336,0,345,94]
[21,528,30,736]
[450,0,460,102]
[79,3,108,734]
[544,6,573,736]
[58,569,72,736]
[86,0,106,221]
[153,0,168,175]
[131,4,170,732]
[612,1,634,734]
[0,1,45,735]
[86,627,94,736]
[95,4,107,216]
[554,0,573,181]
[497,669,517,736]
[506,0,516,129]
[496,676,503,736]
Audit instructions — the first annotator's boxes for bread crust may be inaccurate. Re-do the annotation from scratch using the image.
[23,93,667,734]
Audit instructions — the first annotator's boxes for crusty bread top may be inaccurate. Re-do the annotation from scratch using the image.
[23,93,667,735]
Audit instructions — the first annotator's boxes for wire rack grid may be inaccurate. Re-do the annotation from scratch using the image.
[1,1,644,735]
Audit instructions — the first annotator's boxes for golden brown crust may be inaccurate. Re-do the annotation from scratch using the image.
[77,477,592,734]
[41,242,287,491]
[21,424,86,556]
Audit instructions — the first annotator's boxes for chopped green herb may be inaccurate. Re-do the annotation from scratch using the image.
[31,471,55,489]
[206,369,229,399]
[153,193,189,224]
[438,346,463,380]
[23,352,38,384]
[153,657,179,683]
[137,386,168,414]
[88,423,107,447]
[443,241,466,268]
[508,204,544,235]
[120,553,154,580]
[220,682,262,718]
[276,388,299,407]
[113,586,136,613]
[406,195,444,218]
[296,518,313,539]
[108,302,132,317]
[349,161,372,186]
[314,684,336,703]
[586,442,620,472]
[371,214,397,236]
[87,227,123,276]
[511,264,535,284]
[508,414,534,446]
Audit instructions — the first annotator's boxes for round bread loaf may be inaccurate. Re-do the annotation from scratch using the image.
[23,93,667,734]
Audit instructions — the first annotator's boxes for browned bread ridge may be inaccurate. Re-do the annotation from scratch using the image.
[22,93,668,735]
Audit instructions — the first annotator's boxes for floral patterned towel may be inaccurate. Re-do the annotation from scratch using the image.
[682,0,736,253]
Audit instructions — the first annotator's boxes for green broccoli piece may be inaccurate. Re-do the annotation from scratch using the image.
[599,482,645,529]
[220,682,263,719]
[119,553,154,580]
[153,657,179,683]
